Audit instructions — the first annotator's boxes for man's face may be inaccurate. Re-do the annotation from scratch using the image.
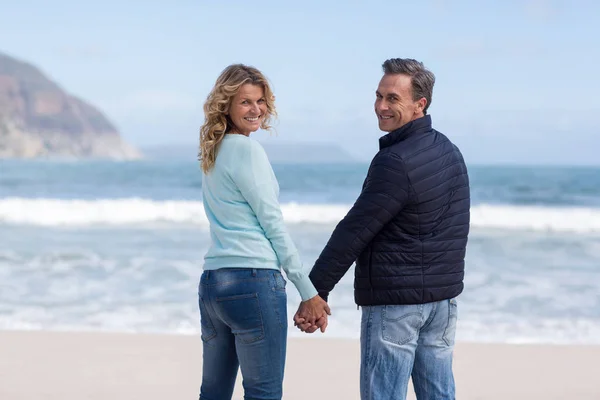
[375,73,426,132]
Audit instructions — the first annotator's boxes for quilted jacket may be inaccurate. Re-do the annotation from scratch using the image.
[308,115,470,305]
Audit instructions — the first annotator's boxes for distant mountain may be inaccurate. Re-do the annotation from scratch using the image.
[141,140,359,164]
[0,52,140,159]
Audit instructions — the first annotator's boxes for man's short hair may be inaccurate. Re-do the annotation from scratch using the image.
[382,58,435,114]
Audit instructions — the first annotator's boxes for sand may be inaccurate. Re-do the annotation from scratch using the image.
[1,330,599,399]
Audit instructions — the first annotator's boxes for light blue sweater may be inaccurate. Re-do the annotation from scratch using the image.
[201,134,318,301]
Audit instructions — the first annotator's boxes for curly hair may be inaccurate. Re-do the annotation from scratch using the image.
[198,64,277,172]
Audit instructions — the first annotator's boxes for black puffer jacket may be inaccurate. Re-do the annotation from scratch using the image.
[309,115,470,305]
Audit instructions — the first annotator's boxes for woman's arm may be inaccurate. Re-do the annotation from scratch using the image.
[230,139,318,301]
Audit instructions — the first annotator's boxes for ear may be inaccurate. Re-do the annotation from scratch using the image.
[415,97,427,114]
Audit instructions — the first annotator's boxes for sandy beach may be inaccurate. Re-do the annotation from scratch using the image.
[0,330,599,399]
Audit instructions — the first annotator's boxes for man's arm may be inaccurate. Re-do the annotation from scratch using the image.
[309,152,410,300]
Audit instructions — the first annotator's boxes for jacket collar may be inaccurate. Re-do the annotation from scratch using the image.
[379,115,432,149]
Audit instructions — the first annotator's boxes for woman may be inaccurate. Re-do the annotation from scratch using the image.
[197,64,330,400]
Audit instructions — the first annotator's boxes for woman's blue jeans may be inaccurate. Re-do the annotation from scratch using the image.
[198,268,288,400]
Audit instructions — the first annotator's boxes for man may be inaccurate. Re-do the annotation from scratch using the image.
[295,58,470,400]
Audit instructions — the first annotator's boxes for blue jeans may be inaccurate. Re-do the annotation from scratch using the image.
[198,268,288,400]
[360,299,458,400]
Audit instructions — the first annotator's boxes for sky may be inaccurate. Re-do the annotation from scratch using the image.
[1,0,599,165]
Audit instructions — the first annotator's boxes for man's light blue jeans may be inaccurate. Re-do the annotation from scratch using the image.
[360,299,458,400]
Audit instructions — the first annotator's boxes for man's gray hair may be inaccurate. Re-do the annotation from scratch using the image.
[382,58,435,114]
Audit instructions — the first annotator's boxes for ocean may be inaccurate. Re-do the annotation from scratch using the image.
[1,159,599,344]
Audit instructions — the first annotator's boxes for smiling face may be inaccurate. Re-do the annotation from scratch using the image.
[227,83,267,136]
[375,73,427,132]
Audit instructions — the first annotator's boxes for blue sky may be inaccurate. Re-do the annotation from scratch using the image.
[1,0,599,164]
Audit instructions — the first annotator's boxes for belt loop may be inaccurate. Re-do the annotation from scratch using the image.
[252,268,257,277]
[206,270,211,279]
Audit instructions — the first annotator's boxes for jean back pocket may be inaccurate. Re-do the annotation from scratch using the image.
[381,304,423,346]
[199,297,217,342]
[216,293,265,344]
[442,298,458,346]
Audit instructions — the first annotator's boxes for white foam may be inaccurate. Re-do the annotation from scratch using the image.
[0,198,207,226]
[471,204,600,234]
[0,198,347,226]
[1,197,600,233]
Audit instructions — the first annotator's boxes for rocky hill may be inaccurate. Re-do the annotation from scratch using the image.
[0,52,140,159]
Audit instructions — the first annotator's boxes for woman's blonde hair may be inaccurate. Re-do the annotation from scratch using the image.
[198,64,277,173]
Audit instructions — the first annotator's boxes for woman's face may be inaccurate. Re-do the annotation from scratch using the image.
[227,83,267,136]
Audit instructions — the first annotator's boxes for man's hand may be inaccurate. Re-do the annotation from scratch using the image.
[293,295,331,333]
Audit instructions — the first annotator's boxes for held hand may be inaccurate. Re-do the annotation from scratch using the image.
[293,295,331,333]
[294,315,328,333]
[294,295,331,326]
